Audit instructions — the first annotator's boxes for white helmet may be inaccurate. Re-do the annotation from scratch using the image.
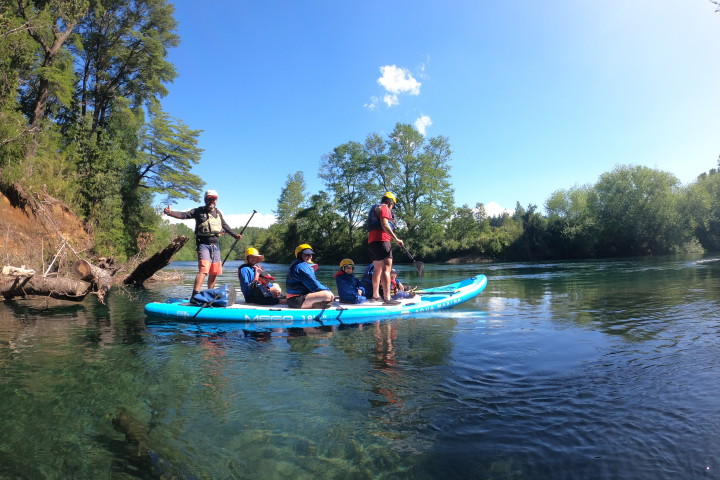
[204,189,218,200]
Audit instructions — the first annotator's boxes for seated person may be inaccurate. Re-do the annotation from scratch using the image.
[286,244,335,309]
[238,247,283,304]
[390,268,415,300]
[246,271,283,305]
[334,259,366,304]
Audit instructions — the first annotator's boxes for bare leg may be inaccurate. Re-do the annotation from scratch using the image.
[207,274,218,290]
[193,272,207,292]
[300,290,335,309]
[381,258,393,302]
[372,259,384,299]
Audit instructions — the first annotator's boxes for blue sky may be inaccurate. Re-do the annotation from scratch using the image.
[161,0,720,229]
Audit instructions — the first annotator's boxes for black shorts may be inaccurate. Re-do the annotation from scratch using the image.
[368,241,392,262]
[286,295,307,309]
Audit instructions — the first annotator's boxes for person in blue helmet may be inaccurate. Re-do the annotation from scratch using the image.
[334,259,366,304]
[285,244,335,309]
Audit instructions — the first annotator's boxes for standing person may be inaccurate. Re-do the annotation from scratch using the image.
[163,189,241,300]
[334,259,367,304]
[286,244,335,309]
[238,247,283,305]
[367,191,404,305]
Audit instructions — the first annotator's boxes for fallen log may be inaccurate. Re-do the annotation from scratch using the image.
[0,274,91,302]
[73,259,114,304]
[123,235,189,286]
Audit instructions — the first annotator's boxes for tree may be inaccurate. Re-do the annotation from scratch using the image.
[275,171,307,224]
[684,170,720,251]
[319,141,375,250]
[545,186,597,258]
[132,102,204,203]
[71,0,179,134]
[589,165,686,256]
[374,123,455,252]
[14,0,90,152]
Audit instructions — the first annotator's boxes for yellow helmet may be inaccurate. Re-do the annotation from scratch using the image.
[340,258,354,268]
[294,243,314,257]
[245,247,264,262]
[383,191,397,204]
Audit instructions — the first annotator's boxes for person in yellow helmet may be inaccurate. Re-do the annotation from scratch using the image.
[334,259,366,304]
[238,247,283,305]
[367,191,404,305]
[164,189,241,300]
[285,244,334,309]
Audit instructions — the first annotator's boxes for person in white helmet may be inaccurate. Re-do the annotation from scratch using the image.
[164,189,240,300]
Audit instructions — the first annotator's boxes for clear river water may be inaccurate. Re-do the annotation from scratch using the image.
[1,255,719,479]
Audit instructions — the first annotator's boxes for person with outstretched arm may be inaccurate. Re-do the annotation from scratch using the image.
[164,189,240,300]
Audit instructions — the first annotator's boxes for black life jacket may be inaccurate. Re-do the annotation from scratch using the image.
[366,203,396,232]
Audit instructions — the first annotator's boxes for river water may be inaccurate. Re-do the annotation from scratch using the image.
[0,256,719,479]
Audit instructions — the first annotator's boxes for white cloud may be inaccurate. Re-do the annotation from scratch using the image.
[414,115,432,135]
[383,94,399,107]
[363,96,379,110]
[378,65,421,95]
[368,65,422,108]
[483,202,512,217]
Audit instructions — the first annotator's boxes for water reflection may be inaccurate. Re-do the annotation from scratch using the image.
[1,256,720,478]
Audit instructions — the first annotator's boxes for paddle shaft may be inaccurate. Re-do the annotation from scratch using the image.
[221,209,257,266]
[191,292,223,318]
[400,244,425,276]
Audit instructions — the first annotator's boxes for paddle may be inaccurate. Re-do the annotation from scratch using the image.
[221,209,257,266]
[415,289,460,295]
[400,244,425,277]
[191,292,222,319]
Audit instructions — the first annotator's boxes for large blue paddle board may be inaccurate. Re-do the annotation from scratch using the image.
[144,274,487,329]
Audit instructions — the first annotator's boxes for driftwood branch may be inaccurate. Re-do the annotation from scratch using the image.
[123,235,189,286]
[0,274,91,301]
[2,235,189,303]
[73,259,114,304]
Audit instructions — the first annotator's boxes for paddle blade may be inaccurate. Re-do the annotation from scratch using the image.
[414,260,425,277]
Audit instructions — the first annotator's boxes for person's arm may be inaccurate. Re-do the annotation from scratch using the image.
[379,206,403,246]
[299,263,331,292]
[164,206,195,220]
[356,278,366,296]
[239,266,255,296]
[218,211,241,239]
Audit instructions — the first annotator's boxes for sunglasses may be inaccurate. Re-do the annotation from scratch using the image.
[344,265,355,270]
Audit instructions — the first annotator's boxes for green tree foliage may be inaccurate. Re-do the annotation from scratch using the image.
[71,0,179,133]
[275,171,306,224]
[589,165,686,256]
[294,192,345,263]
[319,123,455,261]
[684,169,720,251]
[0,0,202,261]
[381,123,455,251]
[545,186,597,258]
[319,141,374,251]
[133,102,204,203]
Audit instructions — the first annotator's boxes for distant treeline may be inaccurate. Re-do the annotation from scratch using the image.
[169,163,720,266]
[2,1,719,268]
